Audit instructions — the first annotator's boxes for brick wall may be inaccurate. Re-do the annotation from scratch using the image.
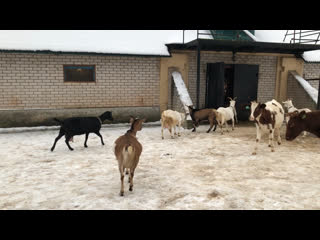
[287,71,317,110]
[0,52,160,110]
[187,52,278,108]
[303,63,320,90]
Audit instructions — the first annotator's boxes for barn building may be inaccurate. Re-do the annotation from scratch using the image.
[0,30,319,127]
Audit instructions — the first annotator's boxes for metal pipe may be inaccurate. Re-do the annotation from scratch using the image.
[318,81,320,110]
[183,30,185,44]
[196,42,201,108]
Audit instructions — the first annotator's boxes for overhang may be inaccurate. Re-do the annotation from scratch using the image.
[166,39,320,55]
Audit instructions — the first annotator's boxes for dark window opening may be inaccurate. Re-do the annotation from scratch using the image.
[64,65,96,82]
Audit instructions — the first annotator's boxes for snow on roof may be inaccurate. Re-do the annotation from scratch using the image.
[0,30,319,61]
[0,30,201,56]
[0,30,183,56]
[254,30,288,43]
[0,30,279,56]
[301,49,320,62]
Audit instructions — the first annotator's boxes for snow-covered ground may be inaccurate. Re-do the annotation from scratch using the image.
[0,122,320,210]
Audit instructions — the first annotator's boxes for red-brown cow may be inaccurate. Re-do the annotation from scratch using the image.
[285,110,320,141]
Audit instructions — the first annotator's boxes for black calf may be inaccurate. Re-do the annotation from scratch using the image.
[51,111,113,151]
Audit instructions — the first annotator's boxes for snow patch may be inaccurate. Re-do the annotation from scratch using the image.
[302,49,320,62]
[171,71,193,120]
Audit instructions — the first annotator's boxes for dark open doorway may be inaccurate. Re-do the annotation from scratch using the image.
[205,63,259,121]
[223,64,234,106]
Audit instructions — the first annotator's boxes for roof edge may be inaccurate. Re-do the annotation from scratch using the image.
[0,49,172,58]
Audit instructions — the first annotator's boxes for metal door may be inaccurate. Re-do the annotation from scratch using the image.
[233,64,259,121]
[205,62,225,109]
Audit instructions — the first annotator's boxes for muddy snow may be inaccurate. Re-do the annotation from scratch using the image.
[0,122,319,210]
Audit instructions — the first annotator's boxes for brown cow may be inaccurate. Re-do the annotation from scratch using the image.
[285,110,320,141]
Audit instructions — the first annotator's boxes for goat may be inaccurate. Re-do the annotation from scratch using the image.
[285,110,320,141]
[216,97,238,134]
[282,99,311,116]
[51,111,113,151]
[113,116,146,196]
[282,98,311,137]
[187,106,217,133]
[249,99,284,155]
[161,109,186,139]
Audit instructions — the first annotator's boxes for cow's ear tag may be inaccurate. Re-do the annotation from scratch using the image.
[245,106,250,110]
[301,114,306,119]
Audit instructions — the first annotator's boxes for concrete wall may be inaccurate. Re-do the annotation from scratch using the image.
[0,106,160,128]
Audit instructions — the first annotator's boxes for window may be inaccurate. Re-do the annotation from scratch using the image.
[63,65,96,82]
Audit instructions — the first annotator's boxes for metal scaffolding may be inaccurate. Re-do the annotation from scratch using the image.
[283,30,320,44]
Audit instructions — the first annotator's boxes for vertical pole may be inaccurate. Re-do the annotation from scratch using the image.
[317,80,320,110]
[183,30,185,44]
[299,30,302,43]
[196,42,201,109]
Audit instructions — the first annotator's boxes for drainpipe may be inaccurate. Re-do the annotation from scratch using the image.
[196,41,201,108]
[313,57,320,109]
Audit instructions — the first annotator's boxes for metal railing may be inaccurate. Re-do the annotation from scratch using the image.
[182,30,212,44]
[283,30,320,44]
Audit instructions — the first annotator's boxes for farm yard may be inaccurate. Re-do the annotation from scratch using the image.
[0,122,320,210]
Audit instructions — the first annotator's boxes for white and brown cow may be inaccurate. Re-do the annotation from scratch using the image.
[285,110,320,141]
[249,99,284,155]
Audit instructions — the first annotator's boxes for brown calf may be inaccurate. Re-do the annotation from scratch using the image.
[113,116,146,196]
[286,110,320,141]
[187,106,217,133]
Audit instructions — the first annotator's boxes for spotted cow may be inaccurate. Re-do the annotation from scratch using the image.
[249,99,284,155]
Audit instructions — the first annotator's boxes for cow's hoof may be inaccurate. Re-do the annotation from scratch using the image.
[271,149,275,152]
[252,152,256,155]
[120,192,124,196]
[278,142,281,145]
